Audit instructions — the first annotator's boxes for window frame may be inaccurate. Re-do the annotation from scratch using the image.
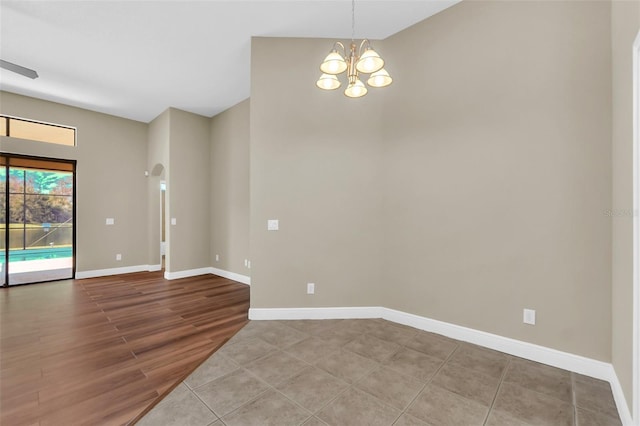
[0,114,77,147]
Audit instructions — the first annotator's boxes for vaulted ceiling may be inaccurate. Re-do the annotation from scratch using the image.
[0,1,458,122]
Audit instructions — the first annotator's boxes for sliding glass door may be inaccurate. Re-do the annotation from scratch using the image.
[1,155,75,286]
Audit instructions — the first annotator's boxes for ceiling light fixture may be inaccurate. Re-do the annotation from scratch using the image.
[316,0,392,98]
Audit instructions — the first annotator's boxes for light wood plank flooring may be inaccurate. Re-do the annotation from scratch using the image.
[0,271,250,425]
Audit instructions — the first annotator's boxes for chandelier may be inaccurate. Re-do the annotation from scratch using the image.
[315,0,392,98]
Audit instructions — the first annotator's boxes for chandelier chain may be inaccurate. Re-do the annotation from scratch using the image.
[351,0,355,41]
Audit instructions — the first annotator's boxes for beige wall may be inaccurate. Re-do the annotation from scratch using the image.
[611,0,640,411]
[382,1,612,361]
[0,91,149,272]
[250,37,386,308]
[249,1,614,362]
[210,99,250,276]
[167,108,211,272]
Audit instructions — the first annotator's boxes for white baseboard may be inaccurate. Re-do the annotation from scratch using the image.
[209,267,251,285]
[75,264,154,279]
[148,264,162,272]
[75,264,250,286]
[249,306,381,320]
[248,305,632,424]
[610,366,634,426]
[164,267,212,280]
[163,266,251,283]
[382,308,613,380]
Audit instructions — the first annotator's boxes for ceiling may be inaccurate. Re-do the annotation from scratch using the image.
[0,1,459,123]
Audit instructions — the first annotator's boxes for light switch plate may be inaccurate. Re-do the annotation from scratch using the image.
[523,309,536,325]
[171,218,177,226]
[267,219,279,231]
[106,218,114,225]
[307,283,315,294]
[116,254,122,261]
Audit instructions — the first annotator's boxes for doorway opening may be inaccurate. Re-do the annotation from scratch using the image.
[161,180,166,271]
[1,154,76,286]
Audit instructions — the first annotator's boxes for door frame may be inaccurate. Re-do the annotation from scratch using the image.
[633,28,640,425]
[1,152,77,286]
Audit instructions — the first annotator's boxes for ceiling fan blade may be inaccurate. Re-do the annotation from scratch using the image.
[0,60,39,79]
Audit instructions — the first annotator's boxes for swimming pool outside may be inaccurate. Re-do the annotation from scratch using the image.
[5,247,73,263]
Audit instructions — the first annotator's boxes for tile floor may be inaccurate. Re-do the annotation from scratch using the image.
[138,319,622,426]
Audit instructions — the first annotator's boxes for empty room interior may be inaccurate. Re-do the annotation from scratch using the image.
[1,0,639,425]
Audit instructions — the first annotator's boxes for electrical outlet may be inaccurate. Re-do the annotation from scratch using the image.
[116,253,122,261]
[106,218,114,225]
[244,259,248,267]
[171,218,177,225]
[523,309,536,325]
[247,260,251,269]
[307,283,315,294]
[267,219,279,231]
[215,254,219,262]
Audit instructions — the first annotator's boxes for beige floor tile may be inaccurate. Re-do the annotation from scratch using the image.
[503,357,572,403]
[317,387,401,426]
[137,384,217,426]
[257,322,309,347]
[315,348,378,383]
[431,363,500,406]
[574,374,620,420]
[317,326,362,346]
[283,319,343,335]
[393,413,429,426]
[404,331,458,360]
[219,336,277,365]
[447,343,509,378]
[244,350,309,386]
[575,407,622,426]
[340,319,381,334]
[221,389,310,426]
[484,409,532,426]
[355,366,424,410]
[492,382,574,426]
[303,416,329,426]
[227,321,270,343]
[276,366,349,412]
[193,369,269,417]
[344,334,402,362]
[283,337,341,363]
[366,320,418,345]
[384,347,443,382]
[407,385,488,426]
[139,320,624,426]
[185,352,239,389]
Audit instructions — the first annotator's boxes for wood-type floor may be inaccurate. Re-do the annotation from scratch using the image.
[0,271,250,425]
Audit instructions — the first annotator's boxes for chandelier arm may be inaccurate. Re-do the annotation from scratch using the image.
[333,41,346,55]
[358,39,370,56]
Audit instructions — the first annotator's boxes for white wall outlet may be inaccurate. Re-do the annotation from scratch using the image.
[244,259,248,267]
[171,218,177,226]
[106,218,115,225]
[116,253,122,261]
[523,309,536,325]
[247,260,251,269]
[215,254,219,262]
[307,283,315,294]
[267,219,279,231]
